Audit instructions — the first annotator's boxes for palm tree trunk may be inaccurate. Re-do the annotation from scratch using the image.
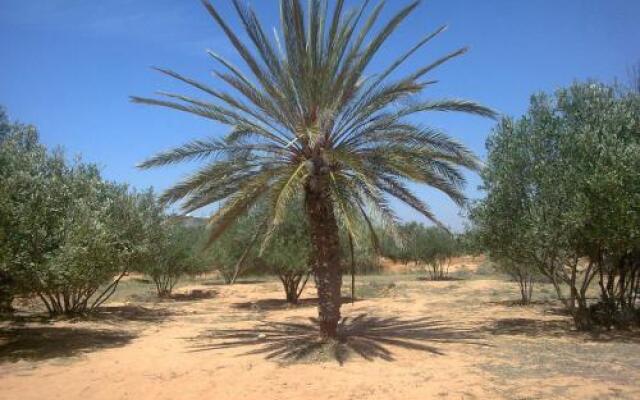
[305,178,342,339]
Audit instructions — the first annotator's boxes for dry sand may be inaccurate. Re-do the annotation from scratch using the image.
[0,268,638,400]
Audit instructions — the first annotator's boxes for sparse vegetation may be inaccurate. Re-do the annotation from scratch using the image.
[382,222,460,280]
[1,1,639,399]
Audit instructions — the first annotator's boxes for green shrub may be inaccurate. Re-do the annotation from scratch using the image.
[143,223,208,297]
[0,109,168,315]
[471,82,640,328]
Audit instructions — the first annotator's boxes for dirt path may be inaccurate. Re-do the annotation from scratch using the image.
[1,277,639,400]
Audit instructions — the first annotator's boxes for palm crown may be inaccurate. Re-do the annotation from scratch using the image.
[133,0,496,248]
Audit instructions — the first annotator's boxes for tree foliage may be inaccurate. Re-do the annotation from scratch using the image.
[382,222,458,280]
[0,110,174,314]
[143,222,208,297]
[472,82,640,327]
[259,202,311,304]
[205,210,263,284]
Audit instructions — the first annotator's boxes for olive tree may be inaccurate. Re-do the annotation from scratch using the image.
[26,176,156,315]
[473,82,640,328]
[0,112,159,315]
[144,223,207,297]
[392,222,457,280]
[421,227,458,280]
[0,117,41,311]
[260,218,311,304]
[205,210,263,284]
[468,116,542,305]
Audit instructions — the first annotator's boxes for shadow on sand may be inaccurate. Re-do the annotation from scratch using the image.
[201,280,267,286]
[0,304,175,363]
[95,304,177,322]
[230,296,359,311]
[188,314,487,364]
[480,317,571,336]
[4,304,178,325]
[169,289,217,302]
[478,317,640,343]
[0,326,136,362]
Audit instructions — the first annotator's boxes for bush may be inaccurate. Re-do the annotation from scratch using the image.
[259,206,311,304]
[0,110,166,315]
[387,222,459,280]
[204,210,263,284]
[143,222,208,298]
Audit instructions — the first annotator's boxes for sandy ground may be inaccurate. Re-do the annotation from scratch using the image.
[0,270,639,400]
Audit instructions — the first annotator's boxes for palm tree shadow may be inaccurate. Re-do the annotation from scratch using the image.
[188,314,487,364]
[230,296,359,311]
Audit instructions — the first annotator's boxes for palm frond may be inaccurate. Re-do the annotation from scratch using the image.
[376,175,447,231]
[400,99,498,118]
[205,169,278,245]
[137,138,228,169]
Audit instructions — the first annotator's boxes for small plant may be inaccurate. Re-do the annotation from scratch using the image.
[143,223,208,298]
[390,223,459,280]
[493,260,538,305]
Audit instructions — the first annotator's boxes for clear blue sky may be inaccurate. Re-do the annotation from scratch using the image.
[1,0,639,230]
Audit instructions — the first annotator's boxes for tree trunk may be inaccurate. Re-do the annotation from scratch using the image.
[279,272,298,304]
[285,279,299,304]
[0,271,15,313]
[573,305,593,331]
[305,177,342,339]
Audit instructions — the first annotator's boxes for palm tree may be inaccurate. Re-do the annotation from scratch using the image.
[133,0,496,339]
